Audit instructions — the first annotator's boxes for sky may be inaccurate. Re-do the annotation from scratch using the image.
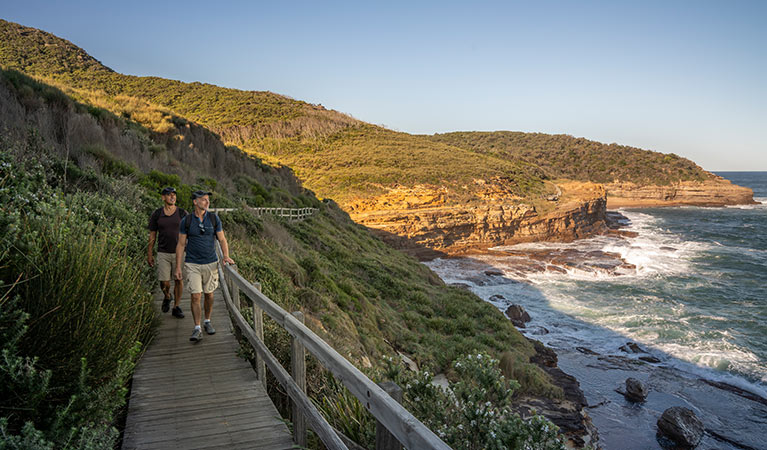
[4,0,766,170]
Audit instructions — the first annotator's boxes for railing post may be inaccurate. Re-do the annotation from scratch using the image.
[229,264,242,310]
[291,311,307,448]
[375,382,403,450]
[252,281,266,389]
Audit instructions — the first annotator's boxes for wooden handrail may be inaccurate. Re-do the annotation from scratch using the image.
[215,252,347,450]
[210,207,318,221]
[215,244,451,450]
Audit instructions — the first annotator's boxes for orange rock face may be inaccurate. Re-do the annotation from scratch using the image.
[349,182,608,258]
[605,178,756,208]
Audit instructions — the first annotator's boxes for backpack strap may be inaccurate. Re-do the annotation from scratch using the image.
[184,211,219,238]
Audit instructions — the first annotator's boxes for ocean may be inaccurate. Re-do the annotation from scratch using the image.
[426,172,767,449]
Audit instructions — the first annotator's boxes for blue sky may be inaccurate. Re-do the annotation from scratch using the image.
[4,1,766,170]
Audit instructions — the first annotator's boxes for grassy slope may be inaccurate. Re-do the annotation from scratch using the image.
[250,124,549,205]
[0,19,548,206]
[430,131,713,185]
[0,46,556,397]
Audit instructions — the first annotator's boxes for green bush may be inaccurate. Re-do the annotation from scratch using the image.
[318,353,565,450]
[0,148,153,448]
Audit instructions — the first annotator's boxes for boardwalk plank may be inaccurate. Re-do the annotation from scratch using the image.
[123,288,292,450]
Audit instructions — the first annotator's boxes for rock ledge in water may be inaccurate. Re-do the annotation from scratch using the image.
[657,406,704,448]
[625,377,648,402]
[505,304,531,328]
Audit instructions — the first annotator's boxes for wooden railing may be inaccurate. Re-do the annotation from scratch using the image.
[211,207,318,221]
[215,243,451,450]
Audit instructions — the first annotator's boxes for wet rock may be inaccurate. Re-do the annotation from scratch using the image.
[640,355,661,363]
[484,269,504,276]
[527,326,549,335]
[576,346,600,355]
[657,406,704,448]
[505,304,532,328]
[515,339,598,448]
[660,246,677,252]
[489,294,506,302]
[607,229,639,238]
[449,282,471,290]
[546,264,568,274]
[529,339,558,368]
[625,377,649,402]
[700,379,767,406]
[620,342,645,353]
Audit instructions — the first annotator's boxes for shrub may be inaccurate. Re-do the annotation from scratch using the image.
[318,353,565,450]
[0,148,153,448]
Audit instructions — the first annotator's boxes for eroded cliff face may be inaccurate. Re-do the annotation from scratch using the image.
[605,177,756,208]
[350,182,607,258]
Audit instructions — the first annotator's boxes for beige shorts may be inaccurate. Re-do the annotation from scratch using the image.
[185,262,219,294]
[156,252,179,282]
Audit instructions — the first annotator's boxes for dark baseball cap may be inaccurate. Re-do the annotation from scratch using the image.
[191,190,212,200]
[160,187,176,195]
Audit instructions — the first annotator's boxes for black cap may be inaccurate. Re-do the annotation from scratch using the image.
[160,187,176,195]
[191,190,212,200]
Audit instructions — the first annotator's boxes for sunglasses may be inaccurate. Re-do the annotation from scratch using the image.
[198,222,206,234]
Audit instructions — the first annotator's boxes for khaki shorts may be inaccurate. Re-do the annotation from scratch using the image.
[156,252,179,282]
[185,262,219,294]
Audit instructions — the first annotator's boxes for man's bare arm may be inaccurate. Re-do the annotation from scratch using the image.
[174,234,187,280]
[216,231,234,265]
[147,231,157,266]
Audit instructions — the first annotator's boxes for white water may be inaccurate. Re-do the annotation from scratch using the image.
[426,209,767,399]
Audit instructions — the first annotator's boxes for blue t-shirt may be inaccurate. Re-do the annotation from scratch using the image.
[179,212,223,264]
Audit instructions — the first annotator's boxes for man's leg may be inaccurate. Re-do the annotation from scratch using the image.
[201,262,218,335]
[173,280,183,308]
[158,253,173,313]
[161,280,171,299]
[190,293,202,326]
[160,280,171,312]
[204,292,214,321]
[187,262,204,342]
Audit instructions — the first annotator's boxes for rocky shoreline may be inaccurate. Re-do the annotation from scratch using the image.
[450,206,766,449]
[350,178,755,262]
[352,177,758,448]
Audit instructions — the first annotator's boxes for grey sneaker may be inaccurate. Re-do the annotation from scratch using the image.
[203,322,216,335]
[161,297,171,313]
[190,328,202,342]
[171,306,184,318]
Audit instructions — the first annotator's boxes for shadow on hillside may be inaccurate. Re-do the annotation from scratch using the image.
[421,253,767,450]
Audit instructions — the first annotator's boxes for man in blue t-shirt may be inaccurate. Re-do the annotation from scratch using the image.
[174,190,234,342]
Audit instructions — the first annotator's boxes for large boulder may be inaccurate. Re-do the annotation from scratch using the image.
[625,377,648,402]
[505,304,532,328]
[657,407,704,448]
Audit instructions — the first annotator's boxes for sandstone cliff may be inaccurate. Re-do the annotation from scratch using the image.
[350,182,607,258]
[605,177,756,208]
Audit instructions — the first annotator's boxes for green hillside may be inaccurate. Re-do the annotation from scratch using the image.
[1,18,713,210]
[0,19,550,206]
[430,131,713,185]
[0,57,562,448]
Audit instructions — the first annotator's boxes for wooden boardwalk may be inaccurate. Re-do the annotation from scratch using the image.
[122,289,294,450]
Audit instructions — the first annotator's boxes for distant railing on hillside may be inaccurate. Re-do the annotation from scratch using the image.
[211,207,318,221]
[215,243,451,450]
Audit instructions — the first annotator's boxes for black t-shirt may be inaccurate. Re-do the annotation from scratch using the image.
[149,207,187,253]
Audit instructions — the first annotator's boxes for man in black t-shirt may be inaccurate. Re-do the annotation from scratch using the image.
[148,187,188,317]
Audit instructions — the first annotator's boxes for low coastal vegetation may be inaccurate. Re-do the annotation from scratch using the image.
[0,136,153,447]
[429,131,712,185]
[0,57,564,448]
